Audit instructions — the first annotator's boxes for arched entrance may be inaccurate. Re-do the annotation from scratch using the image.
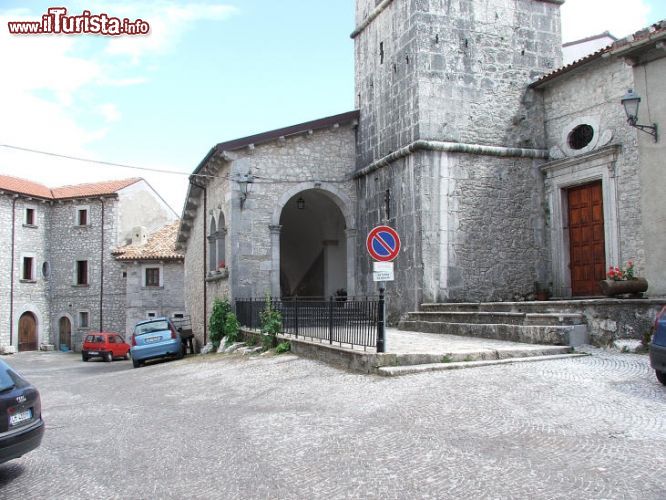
[279,189,347,297]
[18,312,38,351]
[59,316,72,350]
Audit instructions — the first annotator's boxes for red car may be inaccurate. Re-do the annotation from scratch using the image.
[81,333,130,362]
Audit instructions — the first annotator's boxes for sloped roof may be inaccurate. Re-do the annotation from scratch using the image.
[0,174,142,200]
[531,20,666,89]
[0,175,53,198]
[113,221,184,261]
[51,178,141,199]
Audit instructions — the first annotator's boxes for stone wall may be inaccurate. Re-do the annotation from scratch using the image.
[540,57,644,296]
[354,0,562,167]
[183,124,357,345]
[355,148,548,321]
[123,260,185,337]
[0,196,51,348]
[48,198,125,350]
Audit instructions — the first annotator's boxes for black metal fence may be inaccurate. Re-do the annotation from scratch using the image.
[235,293,385,351]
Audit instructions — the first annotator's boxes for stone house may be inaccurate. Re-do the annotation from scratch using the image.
[0,175,177,352]
[112,221,185,337]
[178,0,666,346]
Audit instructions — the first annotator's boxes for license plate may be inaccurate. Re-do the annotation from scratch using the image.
[10,409,32,426]
[145,337,160,344]
[88,351,98,355]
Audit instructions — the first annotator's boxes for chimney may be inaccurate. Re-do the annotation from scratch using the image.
[132,226,148,245]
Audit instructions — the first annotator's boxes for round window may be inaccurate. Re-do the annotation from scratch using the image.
[568,124,594,150]
[42,261,50,279]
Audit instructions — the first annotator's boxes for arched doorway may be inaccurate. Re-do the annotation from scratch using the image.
[18,312,38,351]
[59,316,72,350]
[279,190,347,297]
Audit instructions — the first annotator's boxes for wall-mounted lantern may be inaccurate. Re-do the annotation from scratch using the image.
[237,173,254,209]
[621,89,658,142]
[296,197,305,210]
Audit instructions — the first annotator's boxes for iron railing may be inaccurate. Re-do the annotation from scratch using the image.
[235,292,386,351]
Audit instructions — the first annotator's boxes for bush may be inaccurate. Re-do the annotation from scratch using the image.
[260,295,282,349]
[209,298,232,349]
[275,341,291,354]
[223,312,241,345]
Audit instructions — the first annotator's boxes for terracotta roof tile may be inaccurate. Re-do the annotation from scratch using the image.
[531,20,666,88]
[51,178,141,199]
[0,175,53,198]
[0,175,142,200]
[113,221,184,261]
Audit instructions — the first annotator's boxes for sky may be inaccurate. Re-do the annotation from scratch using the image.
[1,0,665,215]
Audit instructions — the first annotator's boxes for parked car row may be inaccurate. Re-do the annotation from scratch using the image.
[80,317,189,369]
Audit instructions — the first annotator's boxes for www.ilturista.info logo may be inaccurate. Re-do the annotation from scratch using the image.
[7,7,150,36]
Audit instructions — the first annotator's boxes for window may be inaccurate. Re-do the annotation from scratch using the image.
[77,209,88,226]
[79,311,89,329]
[42,261,50,279]
[147,311,157,319]
[76,260,88,285]
[24,208,35,226]
[172,313,184,319]
[568,124,594,150]
[208,217,217,272]
[145,267,160,287]
[22,257,34,280]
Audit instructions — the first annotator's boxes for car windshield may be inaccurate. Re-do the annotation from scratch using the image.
[0,366,29,393]
[135,320,169,336]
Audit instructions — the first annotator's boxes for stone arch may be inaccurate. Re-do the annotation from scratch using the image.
[56,313,74,350]
[271,182,355,230]
[269,182,356,297]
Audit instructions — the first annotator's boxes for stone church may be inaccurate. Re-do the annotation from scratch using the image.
[178,0,666,344]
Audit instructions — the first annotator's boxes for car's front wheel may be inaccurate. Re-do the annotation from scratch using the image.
[657,370,666,385]
[132,358,141,369]
[104,352,113,363]
[82,353,89,362]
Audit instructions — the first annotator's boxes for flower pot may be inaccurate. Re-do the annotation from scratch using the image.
[599,278,648,297]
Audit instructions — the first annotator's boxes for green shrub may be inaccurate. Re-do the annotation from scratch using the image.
[209,298,232,349]
[260,295,282,349]
[275,341,291,354]
[223,312,241,345]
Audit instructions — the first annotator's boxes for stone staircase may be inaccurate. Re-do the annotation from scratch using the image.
[398,302,589,346]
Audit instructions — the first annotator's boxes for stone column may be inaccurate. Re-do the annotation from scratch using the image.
[269,225,282,297]
[345,228,357,297]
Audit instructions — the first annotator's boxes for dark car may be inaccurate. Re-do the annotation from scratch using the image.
[649,305,666,385]
[0,359,44,464]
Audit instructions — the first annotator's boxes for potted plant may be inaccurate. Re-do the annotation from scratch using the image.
[600,261,648,297]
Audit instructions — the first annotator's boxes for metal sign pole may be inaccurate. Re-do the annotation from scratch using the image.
[376,286,385,353]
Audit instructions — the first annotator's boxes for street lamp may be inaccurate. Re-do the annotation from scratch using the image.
[621,89,658,142]
[237,173,254,209]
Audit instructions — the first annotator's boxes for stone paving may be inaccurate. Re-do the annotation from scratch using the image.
[0,348,665,499]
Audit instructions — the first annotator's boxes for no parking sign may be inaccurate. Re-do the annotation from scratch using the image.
[366,225,401,262]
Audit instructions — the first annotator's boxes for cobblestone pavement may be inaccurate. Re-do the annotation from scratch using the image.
[0,348,665,499]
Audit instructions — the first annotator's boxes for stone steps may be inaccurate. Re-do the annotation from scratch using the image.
[377,353,588,376]
[399,302,590,346]
[405,311,585,326]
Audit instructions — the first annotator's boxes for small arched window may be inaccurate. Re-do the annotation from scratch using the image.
[208,217,217,272]
[217,212,226,268]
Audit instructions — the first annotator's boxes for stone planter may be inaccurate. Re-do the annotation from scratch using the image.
[599,278,648,297]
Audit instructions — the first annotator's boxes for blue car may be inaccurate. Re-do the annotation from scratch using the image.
[649,306,666,385]
[130,317,184,368]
